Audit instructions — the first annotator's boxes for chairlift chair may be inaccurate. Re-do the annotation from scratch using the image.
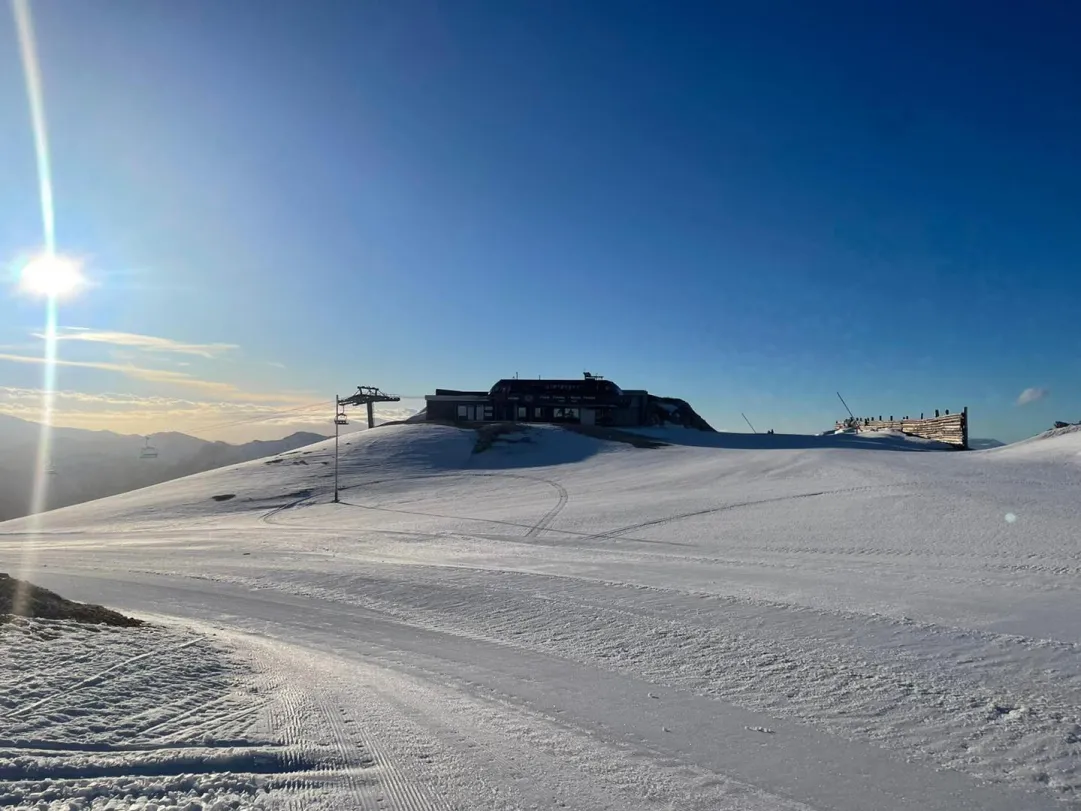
[335,410,349,425]
[140,436,158,459]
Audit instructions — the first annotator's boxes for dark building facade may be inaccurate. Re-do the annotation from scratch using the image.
[425,373,651,427]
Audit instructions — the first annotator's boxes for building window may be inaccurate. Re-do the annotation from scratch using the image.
[517,406,527,420]
[457,405,468,419]
[483,406,493,420]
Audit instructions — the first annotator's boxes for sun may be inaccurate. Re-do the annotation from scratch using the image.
[19,253,85,298]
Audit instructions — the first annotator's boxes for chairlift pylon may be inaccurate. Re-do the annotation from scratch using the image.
[139,436,158,459]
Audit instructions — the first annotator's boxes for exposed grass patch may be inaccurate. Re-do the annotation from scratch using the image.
[473,422,524,454]
[0,574,143,627]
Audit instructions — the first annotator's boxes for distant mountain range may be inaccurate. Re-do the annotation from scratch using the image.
[0,415,326,522]
[968,437,1007,450]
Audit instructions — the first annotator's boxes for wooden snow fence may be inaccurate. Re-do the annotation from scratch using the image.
[836,408,969,449]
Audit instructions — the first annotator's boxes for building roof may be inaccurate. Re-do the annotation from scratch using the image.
[489,378,624,397]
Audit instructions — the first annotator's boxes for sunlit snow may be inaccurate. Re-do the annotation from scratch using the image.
[2,423,1079,809]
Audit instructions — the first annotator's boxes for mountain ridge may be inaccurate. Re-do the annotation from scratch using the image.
[0,414,327,521]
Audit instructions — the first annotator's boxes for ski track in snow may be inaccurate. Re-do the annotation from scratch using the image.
[2,422,1081,809]
[0,618,281,809]
[190,563,1081,799]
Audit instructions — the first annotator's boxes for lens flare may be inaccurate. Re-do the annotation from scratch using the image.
[30,299,58,512]
[14,0,54,255]
[12,0,61,617]
[20,253,84,297]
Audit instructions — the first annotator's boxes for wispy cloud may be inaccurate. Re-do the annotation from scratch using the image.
[0,385,320,431]
[0,352,309,402]
[0,325,331,440]
[36,328,238,358]
[0,386,422,442]
[1017,387,1049,406]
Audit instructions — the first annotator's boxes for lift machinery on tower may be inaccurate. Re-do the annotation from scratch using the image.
[332,386,401,503]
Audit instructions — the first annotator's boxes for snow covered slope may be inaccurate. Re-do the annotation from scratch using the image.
[2,422,1080,809]
[0,413,327,522]
[0,618,285,808]
[989,422,1081,462]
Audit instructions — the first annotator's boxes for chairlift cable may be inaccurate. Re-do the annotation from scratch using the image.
[183,400,329,435]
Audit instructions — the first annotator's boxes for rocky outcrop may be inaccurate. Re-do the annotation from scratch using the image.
[647,396,716,432]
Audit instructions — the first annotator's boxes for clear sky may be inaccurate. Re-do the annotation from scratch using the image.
[2,1,1078,443]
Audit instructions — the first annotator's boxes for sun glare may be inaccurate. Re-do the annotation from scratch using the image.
[20,253,84,298]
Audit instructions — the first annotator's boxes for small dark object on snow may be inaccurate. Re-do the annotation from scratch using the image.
[0,573,143,627]
[1053,421,1075,429]
[212,493,236,502]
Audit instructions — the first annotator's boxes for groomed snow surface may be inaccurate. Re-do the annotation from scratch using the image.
[2,423,1080,809]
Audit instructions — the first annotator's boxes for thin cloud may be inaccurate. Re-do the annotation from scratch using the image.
[0,385,332,440]
[0,351,192,382]
[36,328,238,358]
[0,352,311,403]
[1017,387,1049,406]
[1,386,249,409]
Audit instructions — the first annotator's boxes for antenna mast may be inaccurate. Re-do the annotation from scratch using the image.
[741,412,758,434]
[836,391,855,421]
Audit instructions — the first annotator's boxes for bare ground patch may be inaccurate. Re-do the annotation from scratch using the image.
[0,574,143,627]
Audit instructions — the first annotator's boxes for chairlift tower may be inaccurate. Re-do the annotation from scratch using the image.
[332,386,401,504]
[339,386,401,429]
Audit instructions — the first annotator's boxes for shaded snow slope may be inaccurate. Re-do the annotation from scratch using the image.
[2,422,1080,808]
[3,423,477,531]
[630,425,955,451]
[0,415,327,522]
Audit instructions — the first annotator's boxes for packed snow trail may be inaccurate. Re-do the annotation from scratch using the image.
[3,423,1080,809]
[13,570,1043,811]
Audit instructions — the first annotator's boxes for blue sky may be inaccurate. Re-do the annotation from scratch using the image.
[1,1,1078,442]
